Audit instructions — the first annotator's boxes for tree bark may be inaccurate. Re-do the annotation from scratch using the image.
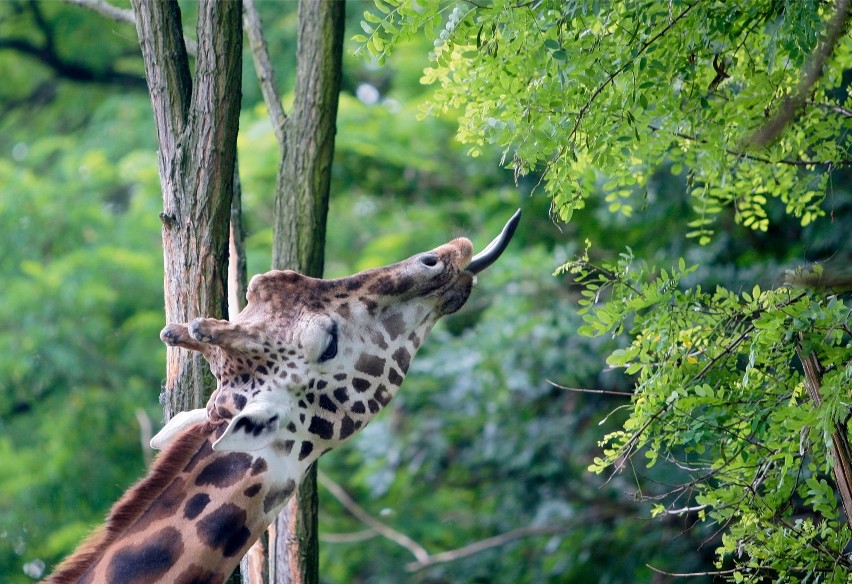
[796,335,852,529]
[272,0,344,276]
[134,1,341,581]
[269,2,345,583]
[132,0,243,420]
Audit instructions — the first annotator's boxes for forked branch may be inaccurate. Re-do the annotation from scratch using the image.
[317,471,571,573]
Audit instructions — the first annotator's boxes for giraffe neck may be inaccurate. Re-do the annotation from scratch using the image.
[46,422,304,584]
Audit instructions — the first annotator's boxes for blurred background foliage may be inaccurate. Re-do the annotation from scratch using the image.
[0,1,849,583]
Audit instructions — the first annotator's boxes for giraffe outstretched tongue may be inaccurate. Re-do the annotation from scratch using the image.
[468,208,522,274]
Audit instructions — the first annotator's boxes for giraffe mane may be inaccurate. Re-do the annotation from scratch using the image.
[44,420,220,583]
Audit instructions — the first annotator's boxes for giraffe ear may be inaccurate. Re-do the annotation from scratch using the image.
[212,402,286,452]
[150,409,209,450]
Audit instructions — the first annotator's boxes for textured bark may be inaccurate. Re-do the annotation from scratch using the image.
[132,0,243,419]
[797,335,852,529]
[272,0,344,276]
[229,159,249,316]
[269,2,345,583]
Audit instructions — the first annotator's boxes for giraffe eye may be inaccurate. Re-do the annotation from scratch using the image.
[318,321,338,363]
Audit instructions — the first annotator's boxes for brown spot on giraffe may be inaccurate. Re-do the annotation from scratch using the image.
[106,526,184,583]
[196,503,252,558]
[175,564,221,584]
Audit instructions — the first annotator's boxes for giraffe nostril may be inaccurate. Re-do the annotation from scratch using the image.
[420,254,439,267]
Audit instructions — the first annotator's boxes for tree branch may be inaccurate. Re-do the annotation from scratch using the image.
[405,523,569,572]
[65,0,134,23]
[0,37,147,89]
[806,99,852,118]
[795,334,852,530]
[749,0,851,147]
[318,470,573,573]
[649,125,852,168]
[319,529,379,544]
[243,0,287,147]
[568,1,699,143]
[65,0,198,56]
[548,379,634,397]
[317,470,430,564]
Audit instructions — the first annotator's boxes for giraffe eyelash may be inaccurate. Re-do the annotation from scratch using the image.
[317,321,338,363]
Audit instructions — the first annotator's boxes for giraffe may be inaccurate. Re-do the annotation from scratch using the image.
[45,210,521,584]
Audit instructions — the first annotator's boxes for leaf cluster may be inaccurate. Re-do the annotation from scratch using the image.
[360,0,851,239]
[564,247,852,580]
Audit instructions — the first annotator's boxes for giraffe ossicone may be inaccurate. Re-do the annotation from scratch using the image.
[45,210,520,584]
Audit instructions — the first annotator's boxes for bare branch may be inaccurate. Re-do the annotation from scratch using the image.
[405,523,569,572]
[646,564,739,578]
[316,470,430,564]
[65,0,197,56]
[661,504,708,516]
[243,0,287,147]
[65,0,134,23]
[547,379,633,397]
[749,0,851,147]
[319,529,379,544]
[0,36,147,89]
[806,99,852,118]
[319,470,576,573]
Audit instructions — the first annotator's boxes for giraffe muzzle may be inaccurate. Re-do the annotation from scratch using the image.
[467,208,522,274]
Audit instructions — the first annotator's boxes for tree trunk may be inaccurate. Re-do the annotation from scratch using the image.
[269,2,345,583]
[134,1,342,581]
[132,0,243,420]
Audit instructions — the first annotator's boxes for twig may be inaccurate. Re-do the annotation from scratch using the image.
[569,1,699,142]
[646,564,738,578]
[243,0,287,147]
[316,470,430,564]
[650,125,851,168]
[661,504,708,516]
[319,470,573,572]
[806,99,852,118]
[749,0,851,146]
[547,379,633,397]
[405,523,569,572]
[320,529,379,544]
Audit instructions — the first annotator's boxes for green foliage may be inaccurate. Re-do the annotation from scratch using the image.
[361,0,852,581]
[561,249,852,579]
[360,0,850,237]
[0,88,165,581]
[0,1,849,582]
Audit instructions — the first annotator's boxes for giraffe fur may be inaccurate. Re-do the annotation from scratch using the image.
[45,211,520,583]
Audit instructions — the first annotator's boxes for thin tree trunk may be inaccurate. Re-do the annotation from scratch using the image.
[229,158,249,316]
[272,0,344,275]
[270,2,345,583]
[132,0,243,420]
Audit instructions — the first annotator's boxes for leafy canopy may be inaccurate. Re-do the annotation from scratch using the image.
[357,0,850,240]
[359,0,852,581]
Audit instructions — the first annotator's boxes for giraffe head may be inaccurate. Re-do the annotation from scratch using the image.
[153,211,520,467]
